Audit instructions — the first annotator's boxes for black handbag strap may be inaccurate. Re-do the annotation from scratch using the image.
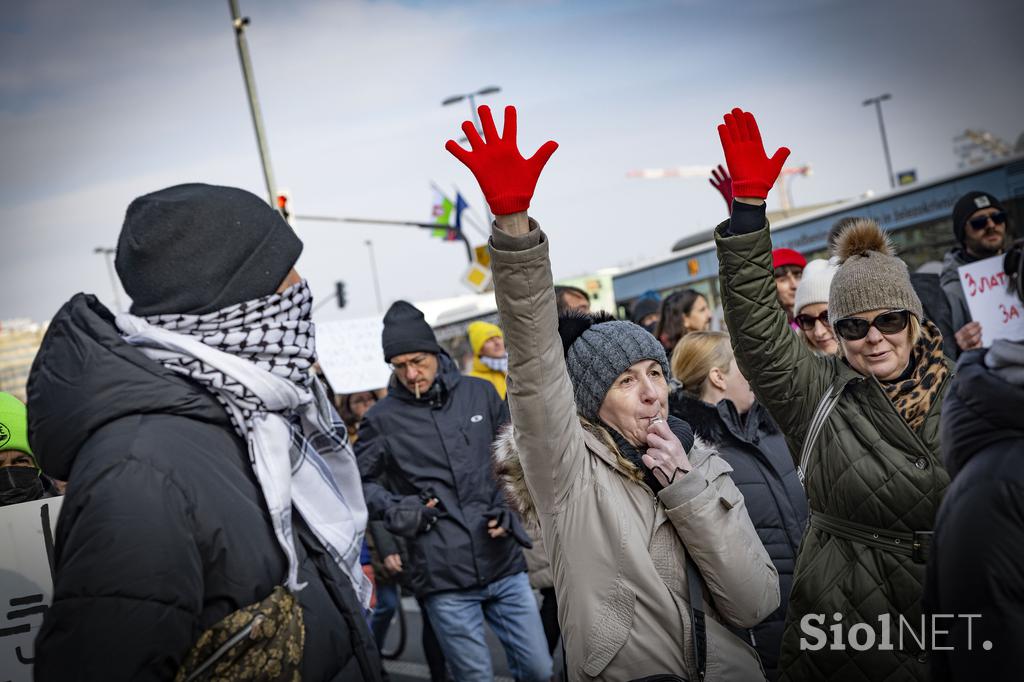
[686,559,707,682]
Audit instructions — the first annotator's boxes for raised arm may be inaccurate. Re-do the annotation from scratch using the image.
[713,108,833,452]
[446,105,583,515]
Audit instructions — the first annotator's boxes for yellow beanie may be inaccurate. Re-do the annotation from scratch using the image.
[467,321,503,357]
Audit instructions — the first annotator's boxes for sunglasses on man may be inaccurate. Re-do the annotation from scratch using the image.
[794,310,831,332]
[833,309,912,341]
[968,211,1007,231]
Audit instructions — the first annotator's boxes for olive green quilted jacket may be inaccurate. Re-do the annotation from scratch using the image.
[715,222,953,682]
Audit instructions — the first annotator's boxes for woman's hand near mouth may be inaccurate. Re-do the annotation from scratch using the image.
[642,418,693,487]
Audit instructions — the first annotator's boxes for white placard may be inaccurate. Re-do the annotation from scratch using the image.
[316,317,392,395]
[0,496,63,682]
[958,254,1024,347]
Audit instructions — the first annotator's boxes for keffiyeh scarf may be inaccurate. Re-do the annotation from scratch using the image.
[115,281,371,606]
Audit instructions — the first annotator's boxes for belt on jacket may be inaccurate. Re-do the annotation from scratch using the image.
[809,511,932,564]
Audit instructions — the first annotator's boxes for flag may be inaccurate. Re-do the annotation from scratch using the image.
[429,187,468,241]
[453,193,468,241]
[431,189,453,239]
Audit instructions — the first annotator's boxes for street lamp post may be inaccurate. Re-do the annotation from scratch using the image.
[365,239,384,313]
[862,93,895,189]
[228,0,277,205]
[443,86,501,226]
[93,247,123,313]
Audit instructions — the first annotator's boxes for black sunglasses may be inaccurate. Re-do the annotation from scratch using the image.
[795,310,830,331]
[968,211,1007,231]
[833,309,911,341]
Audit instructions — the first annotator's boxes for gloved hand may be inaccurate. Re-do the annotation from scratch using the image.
[709,164,734,213]
[717,108,790,200]
[445,105,558,215]
[384,495,442,539]
[484,509,534,549]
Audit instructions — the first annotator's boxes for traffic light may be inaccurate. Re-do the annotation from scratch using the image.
[276,189,292,226]
[336,281,347,309]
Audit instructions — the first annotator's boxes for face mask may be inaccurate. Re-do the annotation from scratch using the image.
[480,355,509,373]
[0,466,45,506]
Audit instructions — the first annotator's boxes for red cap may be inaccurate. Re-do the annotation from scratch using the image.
[772,247,806,270]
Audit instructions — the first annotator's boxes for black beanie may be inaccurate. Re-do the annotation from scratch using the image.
[629,297,661,324]
[115,183,303,316]
[381,300,441,361]
[951,191,1005,246]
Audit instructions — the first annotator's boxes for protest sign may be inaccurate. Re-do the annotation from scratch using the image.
[958,254,1024,347]
[0,496,63,682]
[316,317,391,395]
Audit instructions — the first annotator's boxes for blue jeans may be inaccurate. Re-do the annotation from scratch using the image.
[371,582,399,647]
[423,571,552,682]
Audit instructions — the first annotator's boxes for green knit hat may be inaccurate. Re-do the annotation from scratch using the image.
[829,219,923,324]
[0,392,33,459]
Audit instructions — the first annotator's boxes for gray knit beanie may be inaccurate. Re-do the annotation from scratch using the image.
[829,219,923,323]
[565,320,670,421]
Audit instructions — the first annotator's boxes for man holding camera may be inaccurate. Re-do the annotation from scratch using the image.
[355,300,552,682]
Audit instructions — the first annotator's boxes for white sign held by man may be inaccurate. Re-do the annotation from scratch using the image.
[0,496,63,682]
[959,254,1024,347]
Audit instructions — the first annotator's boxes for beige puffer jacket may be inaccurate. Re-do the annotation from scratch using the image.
[490,224,779,681]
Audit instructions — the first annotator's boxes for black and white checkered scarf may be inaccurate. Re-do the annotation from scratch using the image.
[116,280,371,605]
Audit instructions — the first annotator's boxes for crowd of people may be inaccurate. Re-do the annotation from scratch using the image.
[1,104,1019,682]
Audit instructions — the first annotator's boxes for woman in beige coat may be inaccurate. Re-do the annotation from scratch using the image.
[447,104,779,681]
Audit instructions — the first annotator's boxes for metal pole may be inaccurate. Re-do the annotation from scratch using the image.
[874,102,895,189]
[466,93,494,226]
[365,240,384,313]
[228,0,277,204]
[864,94,895,189]
[94,247,123,313]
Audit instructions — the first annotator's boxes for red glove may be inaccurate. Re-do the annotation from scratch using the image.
[709,164,734,213]
[445,105,558,215]
[717,108,790,200]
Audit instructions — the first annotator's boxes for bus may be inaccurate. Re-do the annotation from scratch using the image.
[612,155,1024,321]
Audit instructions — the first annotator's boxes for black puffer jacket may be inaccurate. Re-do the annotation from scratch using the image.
[355,354,524,597]
[925,344,1024,681]
[669,390,808,681]
[26,294,382,682]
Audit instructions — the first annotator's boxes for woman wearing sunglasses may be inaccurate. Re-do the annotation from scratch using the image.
[792,259,840,355]
[713,108,954,682]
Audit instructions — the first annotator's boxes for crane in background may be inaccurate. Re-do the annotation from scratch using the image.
[626,163,813,213]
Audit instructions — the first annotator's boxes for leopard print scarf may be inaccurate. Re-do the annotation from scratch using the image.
[881,319,949,432]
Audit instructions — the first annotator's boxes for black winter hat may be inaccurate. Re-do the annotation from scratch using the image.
[952,191,1005,246]
[115,183,303,316]
[629,297,661,324]
[381,300,441,361]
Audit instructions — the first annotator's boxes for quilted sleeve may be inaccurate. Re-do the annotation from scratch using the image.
[714,219,833,459]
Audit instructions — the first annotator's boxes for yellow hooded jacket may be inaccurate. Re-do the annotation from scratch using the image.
[466,321,507,400]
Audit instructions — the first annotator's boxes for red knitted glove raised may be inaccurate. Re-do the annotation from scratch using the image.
[445,105,558,215]
[717,108,790,200]
[709,164,734,213]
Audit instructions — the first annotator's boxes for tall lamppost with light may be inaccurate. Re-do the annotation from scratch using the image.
[93,246,123,313]
[442,85,502,225]
[863,93,895,189]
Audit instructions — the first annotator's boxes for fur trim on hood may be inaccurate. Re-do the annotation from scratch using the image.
[492,421,719,521]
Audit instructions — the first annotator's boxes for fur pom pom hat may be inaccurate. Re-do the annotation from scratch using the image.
[828,219,923,324]
[558,312,670,421]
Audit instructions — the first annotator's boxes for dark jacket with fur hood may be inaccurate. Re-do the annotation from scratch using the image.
[669,390,808,680]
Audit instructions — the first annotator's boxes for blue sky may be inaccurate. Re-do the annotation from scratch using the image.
[2,0,1022,322]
